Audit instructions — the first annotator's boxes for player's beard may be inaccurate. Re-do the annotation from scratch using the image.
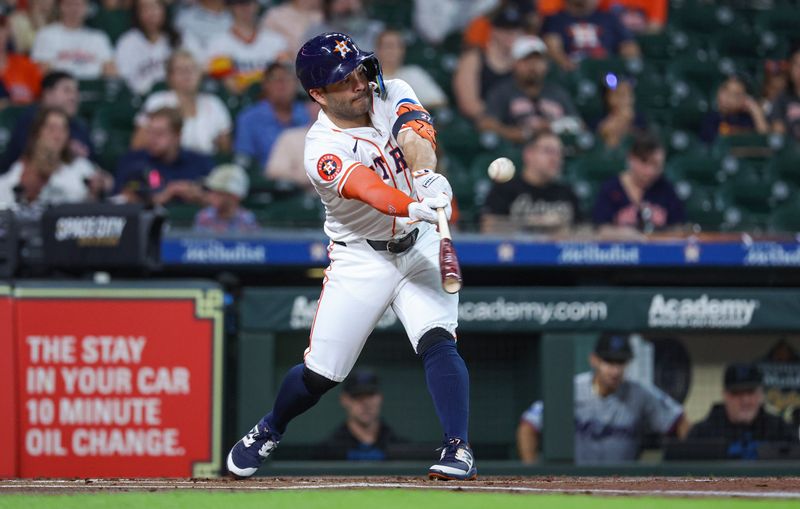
[327,91,373,124]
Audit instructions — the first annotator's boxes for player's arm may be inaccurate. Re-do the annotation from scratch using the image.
[516,420,540,464]
[395,103,437,173]
[341,164,414,216]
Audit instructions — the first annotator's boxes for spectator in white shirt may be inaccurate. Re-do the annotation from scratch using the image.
[260,0,323,56]
[174,0,232,57]
[31,0,117,79]
[115,0,179,96]
[0,106,106,209]
[132,49,232,155]
[205,0,289,95]
[374,29,447,110]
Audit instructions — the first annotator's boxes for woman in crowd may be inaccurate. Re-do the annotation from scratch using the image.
[115,0,180,96]
[132,49,232,155]
[0,107,106,208]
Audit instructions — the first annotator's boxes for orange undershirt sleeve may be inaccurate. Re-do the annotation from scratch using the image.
[341,164,414,217]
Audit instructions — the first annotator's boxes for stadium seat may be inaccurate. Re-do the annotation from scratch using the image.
[683,187,726,231]
[768,201,800,233]
[754,6,800,39]
[765,150,800,188]
[666,152,725,187]
[88,8,132,44]
[165,203,202,228]
[367,0,412,28]
[668,88,710,132]
[251,192,324,228]
[712,133,777,162]
[569,152,625,186]
[436,113,483,166]
[0,105,28,159]
[666,55,725,95]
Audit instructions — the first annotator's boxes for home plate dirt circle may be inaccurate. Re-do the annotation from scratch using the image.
[2,477,800,499]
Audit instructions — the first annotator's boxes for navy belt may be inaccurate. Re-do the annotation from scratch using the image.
[333,228,419,254]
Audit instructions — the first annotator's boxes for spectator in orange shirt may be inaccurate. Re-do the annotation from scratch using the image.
[538,0,666,33]
[0,14,43,105]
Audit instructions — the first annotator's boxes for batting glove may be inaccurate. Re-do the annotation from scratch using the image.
[408,195,451,224]
[413,168,453,201]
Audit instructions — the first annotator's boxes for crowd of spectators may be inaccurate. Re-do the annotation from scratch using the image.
[0,0,797,235]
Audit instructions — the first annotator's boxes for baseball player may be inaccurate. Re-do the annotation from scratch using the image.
[517,334,689,464]
[226,32,476,481]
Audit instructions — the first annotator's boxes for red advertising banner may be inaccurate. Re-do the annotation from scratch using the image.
[0,285,17,477]
[15,286,223,478]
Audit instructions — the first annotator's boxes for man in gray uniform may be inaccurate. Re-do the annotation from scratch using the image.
[517,334,689,464]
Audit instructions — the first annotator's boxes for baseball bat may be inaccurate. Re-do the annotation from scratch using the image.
[437,208,463,294]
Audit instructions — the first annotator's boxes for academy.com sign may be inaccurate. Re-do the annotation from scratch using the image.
[458,298,607,325]
[648,294,759,328]
[289,296,608,329]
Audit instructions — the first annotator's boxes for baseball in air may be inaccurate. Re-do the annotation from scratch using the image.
[487,157,515,183]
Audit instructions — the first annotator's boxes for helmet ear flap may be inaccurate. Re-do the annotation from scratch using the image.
[362,55,387,100]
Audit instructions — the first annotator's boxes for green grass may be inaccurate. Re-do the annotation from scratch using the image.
[1,490,798,509]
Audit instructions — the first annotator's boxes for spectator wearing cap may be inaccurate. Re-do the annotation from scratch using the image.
[204,0,289,96]
[317,370,406,461]
[685,363,799,460]
[31,0,116,79]
[541,0,640,73]
[478,35,581,145]
[517,333,688,464]
[0,13,43,106]
[234,62,310,170]
[1,70,94,173]
[193,163,259,233]
[115,107,214,205]
[453,6,522,121]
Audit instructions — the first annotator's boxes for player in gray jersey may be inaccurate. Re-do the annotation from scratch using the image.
[517,334,689,464]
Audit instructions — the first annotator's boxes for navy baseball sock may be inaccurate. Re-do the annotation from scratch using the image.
[264,363,320,435]
[421,340,470,443]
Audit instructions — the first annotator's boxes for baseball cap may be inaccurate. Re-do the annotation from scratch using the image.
[724,363,762,392]
[204,164,249,199]
[594,334,633,362]
[511,36,547,61]
[342,370,380,396]
[491,6,524,28]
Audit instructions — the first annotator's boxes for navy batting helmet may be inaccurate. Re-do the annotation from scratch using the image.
[296,32,386,99]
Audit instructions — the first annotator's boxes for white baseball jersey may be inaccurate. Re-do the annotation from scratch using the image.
[304,78,420,243]
[114,29,171,96]
[32,23,113,79]
[301,79,458,382]
[204,29,288,87]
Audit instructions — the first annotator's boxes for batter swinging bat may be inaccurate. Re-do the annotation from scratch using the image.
[437,208,463,294]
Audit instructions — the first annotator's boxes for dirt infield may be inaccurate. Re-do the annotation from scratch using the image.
[2,477,800,499]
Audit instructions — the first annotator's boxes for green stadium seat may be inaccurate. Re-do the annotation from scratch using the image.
[667,152,724,187]
[683,187,726,231]
[766,150,800,188]
[666,55,725,94]
[251,192,324,228]
[670,3,746,42]
[0,105,28,159]
[79,78,134,119]
[165,203,202,228]
[668,88,710,132]
[367,0,412,28]
[436,112,483,165]
[661,128,704,157]
[720,174,781,219]
[88,8,132,44]
[569,153,625,185]
[769,201,800,233]
[711,134,774,161]
[754,6,800,39]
